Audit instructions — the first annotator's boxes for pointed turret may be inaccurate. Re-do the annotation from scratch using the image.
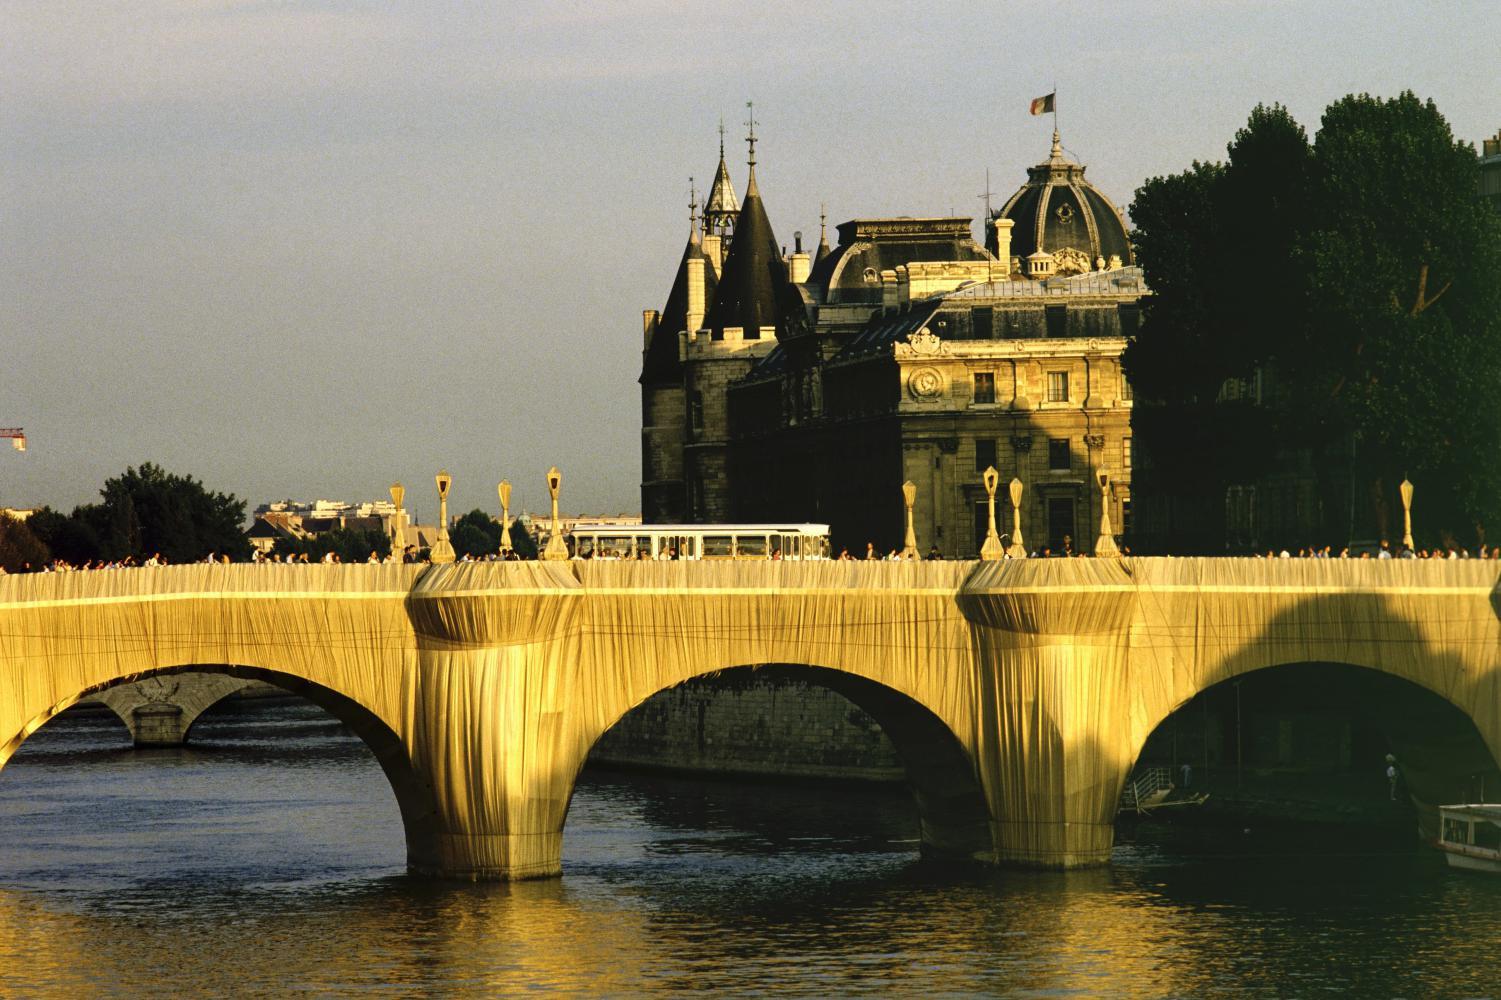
[703,119,740,239]
[641,182,718,384]
[814,205,832,267]
[702,112,795,341]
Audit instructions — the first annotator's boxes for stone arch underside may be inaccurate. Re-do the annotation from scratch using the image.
[1,663,442,875]
[580,662,993,864]
[1134,660,1501,835]
[91,672,254,746]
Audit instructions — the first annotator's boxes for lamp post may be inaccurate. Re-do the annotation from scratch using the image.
[389,481,405,557]
[979,466,1003,560]
[543,466,569,561]
[497,480,513,555]
[1007,477,1028,559]
[901,480,919,559]
[1400,478,1415,552]
[431,470,456,564]
[1095,468,1120,556]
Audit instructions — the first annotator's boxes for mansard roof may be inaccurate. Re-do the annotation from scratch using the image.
[702,168,795,339]
[640,233,718,385]
[806,217,993,304]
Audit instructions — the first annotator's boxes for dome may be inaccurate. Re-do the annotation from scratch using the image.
[990,132,1133,275]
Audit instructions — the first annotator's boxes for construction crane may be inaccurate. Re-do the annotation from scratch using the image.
[1,428,25,452]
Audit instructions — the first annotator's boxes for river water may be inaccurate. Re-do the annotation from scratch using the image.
[2,699,1499,998]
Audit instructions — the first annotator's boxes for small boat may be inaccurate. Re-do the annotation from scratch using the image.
[1436,804,1501,872]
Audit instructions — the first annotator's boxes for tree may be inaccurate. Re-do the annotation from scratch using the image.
[273,527,389,564]
[95,463,251,562]
[0,514,49,572]
[27,464,251,564]
[1126,93,1501,550]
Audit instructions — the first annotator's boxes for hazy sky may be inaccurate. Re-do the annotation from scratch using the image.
[4,1,1498,524]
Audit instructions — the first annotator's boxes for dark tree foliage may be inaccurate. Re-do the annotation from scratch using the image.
[273,527,390,564]
[0,514,50,572]
[450,509,538,560]
[1126,93,1501,551]
[26,464,250,564]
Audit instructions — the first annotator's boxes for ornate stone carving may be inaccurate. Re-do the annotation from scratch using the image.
[1010,435,1033,452]
[1053,247,1092,275]
[896,326,949,358]
[1084,434,1106,450]
[907,366,945,399]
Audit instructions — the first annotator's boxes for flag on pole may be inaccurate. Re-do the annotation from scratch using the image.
[1029,92,1055,116]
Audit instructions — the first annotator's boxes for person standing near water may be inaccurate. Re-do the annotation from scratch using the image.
[1386,754,1400,801]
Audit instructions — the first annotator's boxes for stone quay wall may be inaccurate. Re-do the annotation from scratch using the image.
[589,674,904,783]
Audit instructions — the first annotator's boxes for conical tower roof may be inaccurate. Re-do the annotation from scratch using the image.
[702,161,789,340]
[641,208,717,385]
[703,129,740,237]
[814,206,832,267]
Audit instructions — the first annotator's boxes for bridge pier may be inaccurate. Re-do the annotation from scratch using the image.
[961,564,1139,869]
[408,643,579,881]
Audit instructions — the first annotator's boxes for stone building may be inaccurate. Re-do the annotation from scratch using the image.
[1483,128,1501,212]
[640,130,1147,556]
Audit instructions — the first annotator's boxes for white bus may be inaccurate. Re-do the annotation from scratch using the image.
[565,523,831,561]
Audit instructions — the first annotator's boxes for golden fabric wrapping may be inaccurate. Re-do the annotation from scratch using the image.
[2,559,1498,878]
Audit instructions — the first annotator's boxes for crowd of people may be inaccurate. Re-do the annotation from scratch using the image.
[11,535,1499,573]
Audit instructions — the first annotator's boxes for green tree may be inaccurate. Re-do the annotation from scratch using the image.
[0,513,49,572]
[1126,93,1501,550]
[93,463,250,562]
[273,527,390,564]
[25,505,101,566]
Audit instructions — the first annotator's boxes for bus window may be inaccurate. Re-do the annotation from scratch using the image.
[736,535,768,558]
[702,535,733,558]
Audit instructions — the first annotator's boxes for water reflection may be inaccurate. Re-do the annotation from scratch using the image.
[1,701,1499,996]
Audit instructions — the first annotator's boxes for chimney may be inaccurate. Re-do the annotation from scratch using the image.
[789,229,811,284]
[1485,131,1501,157]
[686,256,706,333]
[991,218,1014,278]
[703,233,723,275]
[881,269,899,311]
[642,309,659,349]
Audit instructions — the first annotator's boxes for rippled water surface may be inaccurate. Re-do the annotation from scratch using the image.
[3,700,1501,997]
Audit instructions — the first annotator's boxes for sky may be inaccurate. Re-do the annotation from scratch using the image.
[4,1,1498,525]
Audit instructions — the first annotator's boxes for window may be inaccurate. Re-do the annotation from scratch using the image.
[689,391,705,432]
[1121,376,1133,401]
[975,438,997,473]
[1045,304,1067,338]
[1047,371,1069,403]
[1049,438,1070,471]
[1122,437,1132,470]
[1121,498,1133,537]
[973,371,996,404]
[1047,497,1075,552]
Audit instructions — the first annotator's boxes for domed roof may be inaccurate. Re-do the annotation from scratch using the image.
[990,132,1133,274]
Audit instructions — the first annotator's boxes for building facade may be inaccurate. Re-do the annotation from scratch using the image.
[640,131,1147,556]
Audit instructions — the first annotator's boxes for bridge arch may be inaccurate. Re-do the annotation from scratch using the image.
[1127,583,1501,840]
[576,663,993,865]
[0,664,441,873]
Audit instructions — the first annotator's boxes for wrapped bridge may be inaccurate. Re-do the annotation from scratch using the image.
[2,559,1499,880]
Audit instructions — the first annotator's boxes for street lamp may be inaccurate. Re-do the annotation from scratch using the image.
[431,469,456,564]
[543,466,568,561]
[979,467,1003,560]
[1007,477,1028,559]
[497,480,513,555]
[1095,468,1120,557]
[389,481,405,557]
[1400,478,1415,552]
[901,480,919,559]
